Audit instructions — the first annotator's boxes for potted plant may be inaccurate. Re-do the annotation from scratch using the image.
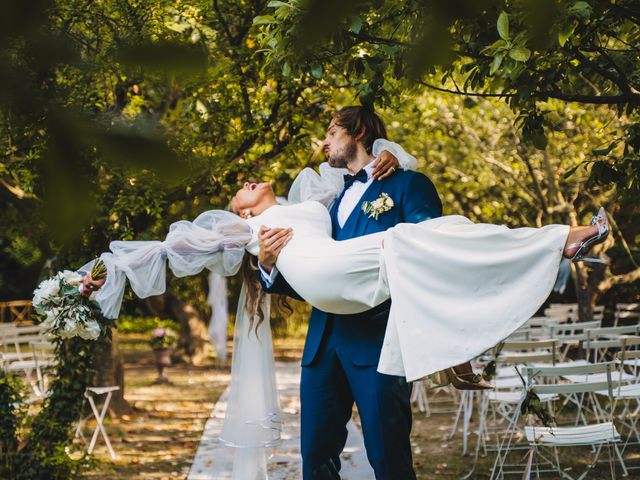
[150,328,177,384]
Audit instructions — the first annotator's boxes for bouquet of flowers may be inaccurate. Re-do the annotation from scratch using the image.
[150,328,178,350]
[32,259,110,341]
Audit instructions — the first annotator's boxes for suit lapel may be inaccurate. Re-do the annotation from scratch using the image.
[351,178,387,235]
[329,190,345,239]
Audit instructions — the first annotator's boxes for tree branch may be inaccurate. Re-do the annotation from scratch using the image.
[598,266,640,293]
[417,81,640,105]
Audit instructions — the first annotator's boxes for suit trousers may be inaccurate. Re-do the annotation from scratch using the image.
[300,316,416,480]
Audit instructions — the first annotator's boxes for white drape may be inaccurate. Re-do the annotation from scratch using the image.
[207,271,229,361]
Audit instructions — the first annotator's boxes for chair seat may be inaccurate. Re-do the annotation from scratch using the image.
[493,376,524,389]
[6,360,37,370]
[87,386,120,395]
[488,391,557,404]
[524,422,620,445]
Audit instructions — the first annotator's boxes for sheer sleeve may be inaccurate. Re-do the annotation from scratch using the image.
[372,138,418,171]
[286,138,418,207]
[286,162,345,207]
[79,210,251,319]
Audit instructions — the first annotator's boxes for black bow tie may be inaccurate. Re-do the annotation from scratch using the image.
[343,169,368,189]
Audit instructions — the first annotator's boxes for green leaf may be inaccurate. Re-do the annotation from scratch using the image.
[558,22,577,47]
[497,12,509,41]
[282,61,291,76]
[267,1,292,8]
[569,1,591,18]
[311,65,323,79]
[490,54,504,74]
[165,21,190,33]
[253,15,276,25]
[350,16,363,34]
[532,132,548,150]
[509,47,531,62]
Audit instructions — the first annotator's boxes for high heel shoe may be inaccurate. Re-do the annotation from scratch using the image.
[445,368,494,391]
[566,207,610,264]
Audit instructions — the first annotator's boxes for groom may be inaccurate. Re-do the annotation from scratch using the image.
[258,106,442,479]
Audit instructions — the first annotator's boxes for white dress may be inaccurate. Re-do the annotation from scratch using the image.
[244,201,568,382]
[90,199,568,382]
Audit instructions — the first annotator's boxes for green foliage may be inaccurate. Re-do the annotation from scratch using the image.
[117,315,180,334]
[0,335,103,480]
[255,0,640,200]
[0,373,23,479]
[1,0,335,304]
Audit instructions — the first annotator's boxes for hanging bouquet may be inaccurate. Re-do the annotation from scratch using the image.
[150,328,178,350]
[32,259,110,341]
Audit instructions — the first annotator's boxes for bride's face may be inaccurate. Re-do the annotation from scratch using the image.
[231,182,274,218]
[322,121,357,169]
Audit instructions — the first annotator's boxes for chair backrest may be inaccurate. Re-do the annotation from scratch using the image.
[616,303,640,312]
[1,333,46,357]
[614,335,640,380]
[522,362,619,402]
[584,326,640,363]
[550,320,602,340]
[499,339,559,365]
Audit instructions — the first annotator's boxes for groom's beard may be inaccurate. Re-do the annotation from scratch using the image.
[326,139,358,169]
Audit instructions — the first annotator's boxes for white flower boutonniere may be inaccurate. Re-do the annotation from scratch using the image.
[361,192,394,220]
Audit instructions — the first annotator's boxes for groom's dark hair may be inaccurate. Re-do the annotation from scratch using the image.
[332,106,387,155]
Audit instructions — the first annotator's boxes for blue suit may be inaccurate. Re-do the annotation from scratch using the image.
[263,169,442,479]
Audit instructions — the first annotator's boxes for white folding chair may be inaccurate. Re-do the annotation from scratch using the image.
[30,340,56,397]
[549,320,602,361]
[493,362,627,479]
[75,386,120,459]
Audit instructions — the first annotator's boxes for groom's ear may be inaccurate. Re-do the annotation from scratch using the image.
[354,129,366,143]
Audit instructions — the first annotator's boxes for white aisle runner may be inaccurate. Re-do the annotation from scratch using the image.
[188,362,374,480]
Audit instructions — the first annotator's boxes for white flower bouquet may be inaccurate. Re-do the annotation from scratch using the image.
[32,259,109,341]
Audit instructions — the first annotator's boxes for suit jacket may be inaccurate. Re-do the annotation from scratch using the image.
[262,169,442,367]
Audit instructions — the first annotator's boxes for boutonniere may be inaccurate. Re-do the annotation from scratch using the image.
[361,193,394,220]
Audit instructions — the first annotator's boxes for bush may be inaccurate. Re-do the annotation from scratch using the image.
[117,315,180,334]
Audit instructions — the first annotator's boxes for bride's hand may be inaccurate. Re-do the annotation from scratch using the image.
[371,150,400,180]
[258,226,292,272]
[80,273,106,297]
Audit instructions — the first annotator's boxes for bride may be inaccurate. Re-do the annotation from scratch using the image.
[81,162,609,381]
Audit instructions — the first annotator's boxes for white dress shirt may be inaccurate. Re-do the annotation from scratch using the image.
[260,160,376,286]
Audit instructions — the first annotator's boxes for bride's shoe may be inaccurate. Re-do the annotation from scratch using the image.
[565,207,610,264]
[445,368,494,391]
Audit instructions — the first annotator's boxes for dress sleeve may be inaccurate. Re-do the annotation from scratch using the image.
[80,210,252,319]
[372,139,419,171]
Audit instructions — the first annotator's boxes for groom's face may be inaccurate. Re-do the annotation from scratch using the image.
[323,121,357,169]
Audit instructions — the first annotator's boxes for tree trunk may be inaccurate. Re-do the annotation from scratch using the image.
[144,293,210,365]
[169,297,211,365]
[95,330,131,415]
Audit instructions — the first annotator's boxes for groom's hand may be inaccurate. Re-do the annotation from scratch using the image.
[371,150,400,180]
[258,226,292,273]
